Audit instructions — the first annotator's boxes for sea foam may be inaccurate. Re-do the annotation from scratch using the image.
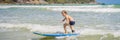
[0,5,120,12]
[0,23,120,37]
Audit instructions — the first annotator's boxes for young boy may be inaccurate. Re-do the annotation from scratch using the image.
[61,10,75,34]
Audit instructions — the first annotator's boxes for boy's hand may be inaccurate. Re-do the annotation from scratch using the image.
[62,20,64,22]
[64,23,69,25]
[62,18,65,22]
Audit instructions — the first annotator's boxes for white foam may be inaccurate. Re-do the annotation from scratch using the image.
[0,5,120,12]
[0,23,120,37]
[0,6,11,9]
[0,23,64,33]
[77,28,120,37]
[51,8,120,12]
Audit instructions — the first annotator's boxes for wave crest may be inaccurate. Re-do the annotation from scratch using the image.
[0,5,120,12]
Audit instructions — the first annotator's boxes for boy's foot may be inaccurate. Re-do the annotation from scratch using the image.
[72,30,75,33]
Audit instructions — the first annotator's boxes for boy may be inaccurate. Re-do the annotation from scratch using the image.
[61,10,75,34]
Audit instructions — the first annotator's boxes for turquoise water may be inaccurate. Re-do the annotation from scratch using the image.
[0,5,120,40]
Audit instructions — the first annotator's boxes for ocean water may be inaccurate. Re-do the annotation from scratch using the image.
[0,5,120,40]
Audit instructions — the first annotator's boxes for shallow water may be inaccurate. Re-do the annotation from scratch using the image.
[0,5,120,40]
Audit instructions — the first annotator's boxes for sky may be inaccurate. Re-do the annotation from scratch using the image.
[96,0,120,4]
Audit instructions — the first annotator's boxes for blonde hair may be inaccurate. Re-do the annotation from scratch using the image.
[62,10,67,14]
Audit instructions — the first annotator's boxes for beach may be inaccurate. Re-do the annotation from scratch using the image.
[0,5,120,40]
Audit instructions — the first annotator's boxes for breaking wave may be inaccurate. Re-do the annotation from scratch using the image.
[0,5,120,12]
[0,23,120,37]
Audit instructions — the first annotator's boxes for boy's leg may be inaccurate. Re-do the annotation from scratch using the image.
[70,25,75,33]
[64,24,68,34]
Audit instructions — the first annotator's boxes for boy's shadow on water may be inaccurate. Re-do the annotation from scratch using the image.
[37,36,78,40]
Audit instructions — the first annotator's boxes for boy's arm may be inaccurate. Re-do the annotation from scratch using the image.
[62,18,65,21]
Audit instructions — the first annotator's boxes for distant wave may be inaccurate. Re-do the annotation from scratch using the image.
[0,23,120,37]
[0,5,120,12]
[47,7,120,12]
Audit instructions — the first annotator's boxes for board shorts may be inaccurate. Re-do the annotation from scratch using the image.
[69,21,75,25]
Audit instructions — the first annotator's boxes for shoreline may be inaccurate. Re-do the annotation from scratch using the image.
[0,4,120,6]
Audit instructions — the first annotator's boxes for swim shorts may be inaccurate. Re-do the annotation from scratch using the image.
[69,21,75,25]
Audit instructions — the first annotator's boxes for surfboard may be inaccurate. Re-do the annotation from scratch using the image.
[33,32,79,37]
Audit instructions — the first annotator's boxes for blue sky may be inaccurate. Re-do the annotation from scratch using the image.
[96,0,120,4]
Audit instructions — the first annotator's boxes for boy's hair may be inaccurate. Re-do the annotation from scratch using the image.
[62,10,67,14]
